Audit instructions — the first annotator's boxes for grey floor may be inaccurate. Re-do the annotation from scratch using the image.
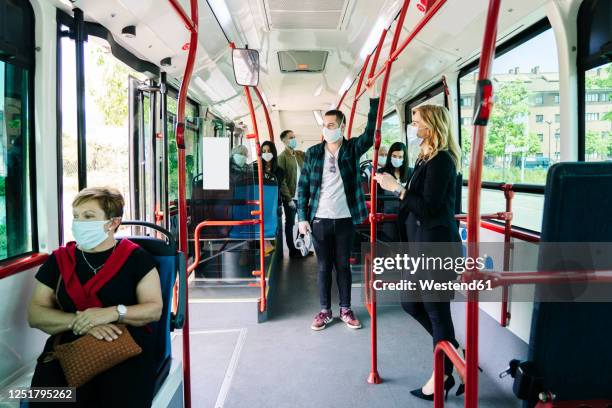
[176,252,520,408]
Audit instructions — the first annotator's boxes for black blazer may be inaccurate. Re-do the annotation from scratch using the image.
[400,150,460,243]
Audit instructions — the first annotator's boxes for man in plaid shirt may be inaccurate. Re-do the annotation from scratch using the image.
[298,93,380,331]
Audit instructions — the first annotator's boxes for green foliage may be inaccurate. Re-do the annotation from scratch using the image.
[487,80,539,158]
[88,47,134,127]
[585,64,612,89]
[585,130,611,160]
[0,177,5,196]
[0,224,6,260]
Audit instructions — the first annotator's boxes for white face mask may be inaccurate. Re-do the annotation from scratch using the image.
[262,152,273,162]
[377,155,387,166]
[391,157,404,168]
[72,220,110,250]
[407,124,425,146]
[322,127,342,143]
[233,154,247,167]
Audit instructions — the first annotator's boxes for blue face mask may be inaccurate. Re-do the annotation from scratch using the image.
[233,154,247,167]
[72,220,110,250]
[287,139,297,149]
[391,157,404,168]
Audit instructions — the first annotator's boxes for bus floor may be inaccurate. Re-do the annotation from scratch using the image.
[173,254,520,408]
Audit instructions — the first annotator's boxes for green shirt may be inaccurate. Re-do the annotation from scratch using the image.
[298,98,380,225]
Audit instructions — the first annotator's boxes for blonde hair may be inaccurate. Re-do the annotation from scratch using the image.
[72,187,124,219]
[413,104,461,170]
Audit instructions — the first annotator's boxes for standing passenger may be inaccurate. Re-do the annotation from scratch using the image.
[374,105,464,400]
[277,130,307,258]
[298,86,379,331]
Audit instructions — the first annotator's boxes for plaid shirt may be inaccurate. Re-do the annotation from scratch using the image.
[298,98,380,225]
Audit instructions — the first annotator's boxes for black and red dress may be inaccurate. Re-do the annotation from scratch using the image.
[30,239,159,408]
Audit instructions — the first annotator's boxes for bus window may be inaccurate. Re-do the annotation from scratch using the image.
[583,63,611,162]
[578,0,612,162]
[405,84,447,169]
[166,95,200,204]
[0,61,33,260]
[60,36,146,241]
[0,0,34,261]
[459,21,558,232]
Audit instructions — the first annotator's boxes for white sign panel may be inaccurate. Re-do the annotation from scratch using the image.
[202,137,230,190]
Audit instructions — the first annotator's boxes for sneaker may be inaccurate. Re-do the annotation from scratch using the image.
[340,308,362,329]
[311,310,333,331]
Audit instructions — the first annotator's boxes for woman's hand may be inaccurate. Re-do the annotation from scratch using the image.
[70,307,118,335]
[368,78,380,99]
[373,172,401,192]
[87,324,123,342]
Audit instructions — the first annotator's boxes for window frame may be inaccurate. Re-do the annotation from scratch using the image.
[55,9,160,242]
[404,81,448,130]
[577,0,612,161]
[456,18,552,234]
[457,17,552,192]
[0,0,39,267]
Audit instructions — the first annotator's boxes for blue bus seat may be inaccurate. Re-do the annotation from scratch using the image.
[527,162,612,403]
[121,222,187,397]
[190,174,234,238]
[229,183,279,239]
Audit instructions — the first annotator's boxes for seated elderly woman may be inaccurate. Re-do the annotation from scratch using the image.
[28,187,162,408]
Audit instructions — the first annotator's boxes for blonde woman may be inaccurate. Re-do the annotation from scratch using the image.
[374,105,465,401]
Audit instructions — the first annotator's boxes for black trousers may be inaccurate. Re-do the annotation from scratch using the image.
[401,301,459,376]
[311,217,354,309]
[283,200,298,254]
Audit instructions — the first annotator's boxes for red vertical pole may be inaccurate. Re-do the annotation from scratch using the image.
[253,86,274,142]
[347,54,372,139]
[243,86,267,312]
[169,0,198,407]
[366,0,411,385]
[500,184,514,326]
[465,1,501,407]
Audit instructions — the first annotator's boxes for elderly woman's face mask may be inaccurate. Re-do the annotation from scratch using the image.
[71,201,115,250]
[233,153,247,167]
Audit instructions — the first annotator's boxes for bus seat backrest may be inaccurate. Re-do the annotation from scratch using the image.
[529,162,612,402]
[230,183,279,239]
[125,237,177,377]
[190,182,233,238]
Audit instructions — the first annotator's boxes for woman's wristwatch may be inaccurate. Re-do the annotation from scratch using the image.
[116,304,127,323]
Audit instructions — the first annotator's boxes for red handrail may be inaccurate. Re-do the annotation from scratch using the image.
[253,86,274,142]
[365,0,411,385]
[346,54,372,139]
[168,1,198,407]
[434,341,466,408]
[0,253,49,280]
[436,1,501,407]
[464,0,501,404]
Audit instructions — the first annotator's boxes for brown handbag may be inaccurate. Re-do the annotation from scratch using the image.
[46,325,142,388]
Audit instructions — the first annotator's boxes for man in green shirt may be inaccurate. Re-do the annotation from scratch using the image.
[277,130,307,258]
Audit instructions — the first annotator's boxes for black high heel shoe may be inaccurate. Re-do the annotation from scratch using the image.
[456,348,483,396]
[410,375,455,401]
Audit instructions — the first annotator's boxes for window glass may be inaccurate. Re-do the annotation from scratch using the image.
[0,61,32,260]
[406,91,447,165]
[167,97,200,203]
[61,36,145,241]
[459,26,558,232]
[460,28,559,185]
[361,111,403,163]
[584,62,612,161]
